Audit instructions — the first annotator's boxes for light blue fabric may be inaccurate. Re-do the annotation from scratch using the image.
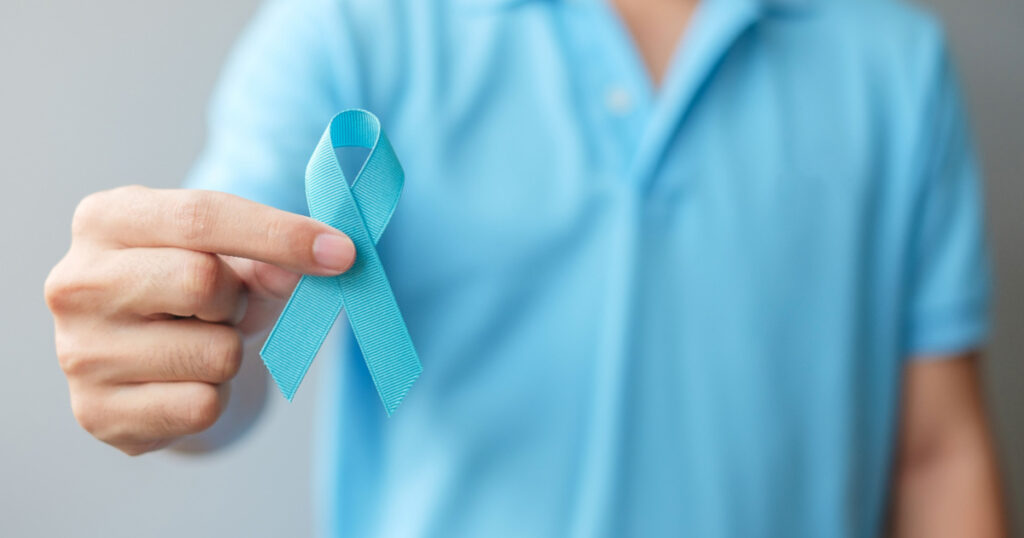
[261,109,421,413]
[185,0,990,536]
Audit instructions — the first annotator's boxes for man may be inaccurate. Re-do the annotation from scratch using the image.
[44,0,1006,536]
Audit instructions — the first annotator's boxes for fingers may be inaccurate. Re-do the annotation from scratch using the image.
[48,248,246,323]
[70,381,228,455]
[57,319,243,385]
[49,186,311,456]
[111,248,246,323]
[73,186,355,275]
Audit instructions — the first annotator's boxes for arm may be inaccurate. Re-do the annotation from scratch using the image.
[890,353,1006,537]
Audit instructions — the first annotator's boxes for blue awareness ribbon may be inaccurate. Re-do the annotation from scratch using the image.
[260,109,421,416]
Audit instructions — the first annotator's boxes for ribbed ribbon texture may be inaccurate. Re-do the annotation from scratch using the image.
[260,109,421,416]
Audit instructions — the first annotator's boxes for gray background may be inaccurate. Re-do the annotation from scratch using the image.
[0,0,1020,536]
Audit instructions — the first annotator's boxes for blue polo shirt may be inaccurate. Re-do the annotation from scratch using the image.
[186,0,990,535]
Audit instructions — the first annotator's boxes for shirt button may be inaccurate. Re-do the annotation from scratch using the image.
[605,87,633,116]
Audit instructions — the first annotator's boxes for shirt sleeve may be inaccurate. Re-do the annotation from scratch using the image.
[184,0,355,214]
[904,31,991,359]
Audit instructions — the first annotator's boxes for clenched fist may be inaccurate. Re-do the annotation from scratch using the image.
[44,186,355,455]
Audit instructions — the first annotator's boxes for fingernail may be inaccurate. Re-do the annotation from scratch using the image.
[313,233,355,273]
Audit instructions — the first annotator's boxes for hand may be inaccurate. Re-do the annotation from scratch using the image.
[44,186,355,455]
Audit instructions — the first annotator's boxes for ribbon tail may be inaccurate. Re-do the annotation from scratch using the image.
[260,275,344,400]
[337,259,422,416]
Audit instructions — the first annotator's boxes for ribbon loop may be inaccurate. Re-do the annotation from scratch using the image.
[260,109,421,416]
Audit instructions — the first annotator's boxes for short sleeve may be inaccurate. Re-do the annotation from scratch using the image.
[904,32,991,358]
[184,0,355,214]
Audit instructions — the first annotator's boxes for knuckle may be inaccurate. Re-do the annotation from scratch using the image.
[184,387,221,432]
[263,214,287,245]
[70,192,105,237]
[207,329,243,382]
[267,215,315,266]
[55,335,97,378]
[43,259,98,315]
[43,263,74,313]
[173,191,216,243]
[70,392,104,436]
[71,186,144,237]
[181,253,220,308]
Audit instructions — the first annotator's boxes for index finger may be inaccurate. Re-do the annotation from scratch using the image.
[83,186,355,275]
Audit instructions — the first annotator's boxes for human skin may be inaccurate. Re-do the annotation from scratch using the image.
[891,354,1007,537]
[44,186,355,455]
